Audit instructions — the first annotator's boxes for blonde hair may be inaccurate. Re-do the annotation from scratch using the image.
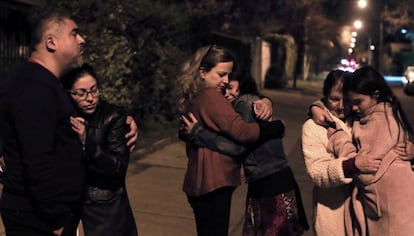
[176,45,236,113]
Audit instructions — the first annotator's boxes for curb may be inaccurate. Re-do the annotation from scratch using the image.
[131,136,178,161]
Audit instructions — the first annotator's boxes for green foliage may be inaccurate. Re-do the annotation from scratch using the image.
[45,0,338,125]
[49,0,195,125]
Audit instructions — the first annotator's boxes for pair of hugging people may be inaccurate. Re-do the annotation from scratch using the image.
[302,67,414,236]
[178,44,308,236]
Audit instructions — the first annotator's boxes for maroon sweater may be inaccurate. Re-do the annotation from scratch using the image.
[183,87,259,196]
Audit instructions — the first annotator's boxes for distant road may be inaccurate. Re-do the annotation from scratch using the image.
[390,82,414,127]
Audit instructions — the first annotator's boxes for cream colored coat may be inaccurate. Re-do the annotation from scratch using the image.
[302,114,354,236]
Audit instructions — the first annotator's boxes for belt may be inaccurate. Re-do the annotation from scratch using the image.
[85,186,124,202]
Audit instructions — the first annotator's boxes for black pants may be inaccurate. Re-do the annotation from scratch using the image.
[1,207,80,236]
[187,186,236,236]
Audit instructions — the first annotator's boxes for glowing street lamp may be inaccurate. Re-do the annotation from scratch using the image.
[358,0,367,9]
[353,20,363,30]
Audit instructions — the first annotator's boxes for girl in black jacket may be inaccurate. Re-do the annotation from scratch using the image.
[61,64,138,236]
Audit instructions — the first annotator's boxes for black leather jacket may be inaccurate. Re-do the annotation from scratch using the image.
[82,100,129,191]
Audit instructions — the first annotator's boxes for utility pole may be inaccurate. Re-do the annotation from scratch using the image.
[378,5,387,72]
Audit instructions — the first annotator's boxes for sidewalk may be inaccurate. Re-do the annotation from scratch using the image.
[122,81,322,236]
[0,139,246,236]
[127,139,247,236]
[0,80,323,236]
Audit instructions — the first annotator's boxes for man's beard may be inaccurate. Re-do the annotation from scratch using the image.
[69,55,84,69]
[72,55,84,68]
[62,55,84,76]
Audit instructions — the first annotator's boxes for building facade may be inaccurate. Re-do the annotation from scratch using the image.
[0,0,43,75]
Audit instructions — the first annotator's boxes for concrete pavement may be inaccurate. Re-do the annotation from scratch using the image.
[0,138,250,236]
[127,140,249,236]
[122,85,318,236]
[0,84,321,236]
[125,114,315,235]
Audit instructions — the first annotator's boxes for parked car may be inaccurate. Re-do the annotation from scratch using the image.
[402,66,414,95]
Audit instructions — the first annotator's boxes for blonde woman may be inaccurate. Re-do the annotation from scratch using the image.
[176,45,285,236]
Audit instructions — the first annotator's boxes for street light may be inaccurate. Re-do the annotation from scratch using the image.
[352,20,362,55]
[355,0,388,71]
[352,18,375,66]
[358,0,367,9]
[354,20,363,30]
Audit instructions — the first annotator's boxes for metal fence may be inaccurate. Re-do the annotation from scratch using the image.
[0,4,31,75]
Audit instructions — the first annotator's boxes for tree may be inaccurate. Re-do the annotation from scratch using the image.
[45,0,342,126]
[220,0,342,80]
[50,0,195,125]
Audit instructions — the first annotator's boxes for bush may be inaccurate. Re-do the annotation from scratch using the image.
[50,0,197,125]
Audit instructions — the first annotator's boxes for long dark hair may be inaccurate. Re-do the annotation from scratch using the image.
[345,65,413,141]
[229,72,259,96]
[61,63,100,90]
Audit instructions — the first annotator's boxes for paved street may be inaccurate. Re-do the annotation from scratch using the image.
[0,82,411,236]
[0,85,319,236]
[0,85,321,236]
[122,83,414,236]
[123,86,321,236]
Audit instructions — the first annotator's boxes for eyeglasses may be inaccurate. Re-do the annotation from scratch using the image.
[68,86,100,100]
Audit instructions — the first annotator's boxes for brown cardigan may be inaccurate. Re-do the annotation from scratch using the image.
[183,87,259,197]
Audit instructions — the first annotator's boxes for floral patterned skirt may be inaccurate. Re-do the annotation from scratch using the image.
[242,190,305,236]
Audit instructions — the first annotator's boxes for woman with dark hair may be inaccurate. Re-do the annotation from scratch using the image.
[335,65,414,236]
[176,45,286,236]
[181,73,309,236]
[61,64,138,236]
[301,69,390,236]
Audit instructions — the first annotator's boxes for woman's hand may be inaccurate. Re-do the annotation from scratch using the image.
[53,227,63,236]
[253,97,273,121]
[326,126,340,138]
[355,146,381,174]
[125,116,138,152]
[181,112,199,135]
[395,141,414,161]
[70,116,86,146]
[311,105,335,127]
